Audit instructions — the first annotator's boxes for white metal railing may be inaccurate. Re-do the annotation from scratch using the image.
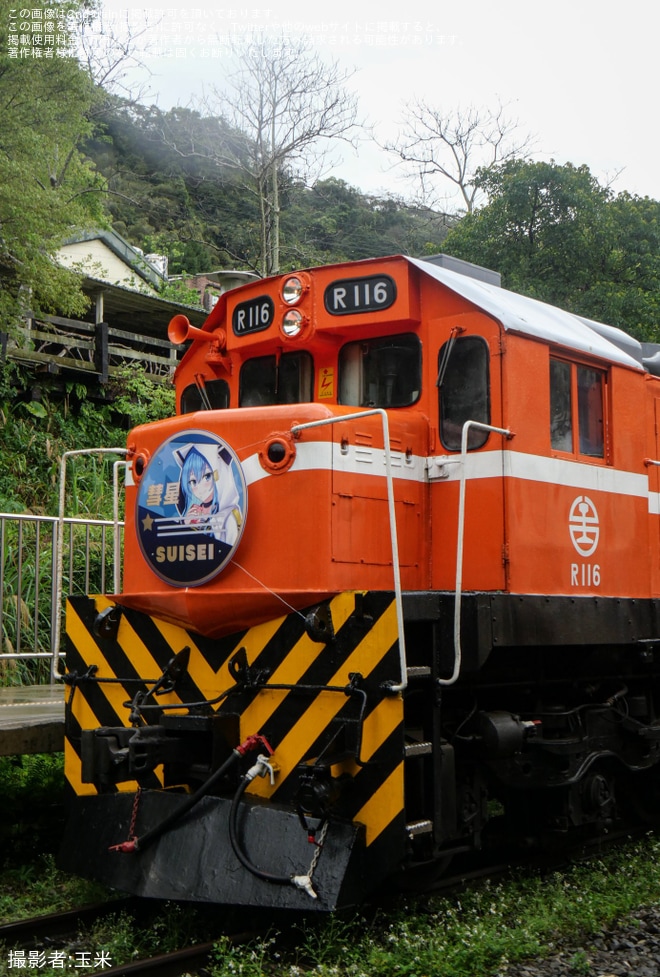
[446,420,513,687]
[0,447,127,685]
[0,511,124,682]
[51,449,127,680]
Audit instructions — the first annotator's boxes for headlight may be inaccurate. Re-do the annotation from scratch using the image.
[282,276,304,305]
[282,309,304,337]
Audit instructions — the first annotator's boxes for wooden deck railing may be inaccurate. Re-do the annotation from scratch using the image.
[5,314,178,380]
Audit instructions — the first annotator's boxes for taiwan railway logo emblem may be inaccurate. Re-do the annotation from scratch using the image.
[136,430,247,587]
[568,496,600,557]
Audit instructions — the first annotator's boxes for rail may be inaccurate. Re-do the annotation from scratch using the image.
[446,420,513,687]
[11,314,179,379]
[291,409,408,692]
[0,449,127,685]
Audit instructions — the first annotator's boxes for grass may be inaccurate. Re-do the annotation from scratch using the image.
[2,755,660,976]
[206,835,660,977]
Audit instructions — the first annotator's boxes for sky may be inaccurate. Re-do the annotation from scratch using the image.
[92,0,657,209]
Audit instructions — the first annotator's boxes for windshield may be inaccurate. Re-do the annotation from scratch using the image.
[338,334,421,407]
[239,352,313,406]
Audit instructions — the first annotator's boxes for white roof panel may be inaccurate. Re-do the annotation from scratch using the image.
[407,256,644,372]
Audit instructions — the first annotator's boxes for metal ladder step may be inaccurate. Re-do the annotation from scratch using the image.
[405,819,433,838]
[404,741,433,758]
[406,665,432,679]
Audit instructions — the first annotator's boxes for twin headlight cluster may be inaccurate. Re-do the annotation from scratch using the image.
[280,275,309,338]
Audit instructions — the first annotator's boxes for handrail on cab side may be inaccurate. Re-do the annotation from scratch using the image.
[291,410,408,693]
[444,420,514,688]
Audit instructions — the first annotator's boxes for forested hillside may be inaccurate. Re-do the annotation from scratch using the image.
[85,101,453,281]
[79,96,660,345]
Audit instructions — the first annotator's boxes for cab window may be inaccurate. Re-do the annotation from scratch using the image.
[338,334,421,407]
[550,357,605,458]
[239,352,313,406]
[438,336,490,450]
[181,379,229,413]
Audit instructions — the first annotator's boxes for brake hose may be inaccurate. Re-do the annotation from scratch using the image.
[110,733,271,853]
[228,755,320,898]
[228,764,290,884]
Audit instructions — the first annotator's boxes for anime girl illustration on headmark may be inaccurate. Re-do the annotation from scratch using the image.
[174,442,243,546]
[135,431,247,587]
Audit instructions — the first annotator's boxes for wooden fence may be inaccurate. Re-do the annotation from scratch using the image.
[4,314,178,381]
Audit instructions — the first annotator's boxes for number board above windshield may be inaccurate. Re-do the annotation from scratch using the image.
[324,275,396,316]
[232,296,275,336]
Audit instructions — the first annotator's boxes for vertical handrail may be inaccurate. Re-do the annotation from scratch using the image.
[441,420,513,687]
[16,520,24,655]
[113,459,128,595]
[291,410,408,692]
[33,520,41,656]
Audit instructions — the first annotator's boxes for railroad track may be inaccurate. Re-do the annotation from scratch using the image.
[73,940,218,977]
[0,897,259,977]
[0,828,651,975]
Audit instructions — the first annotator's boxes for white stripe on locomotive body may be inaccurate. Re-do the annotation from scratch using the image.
[242,440,659,512]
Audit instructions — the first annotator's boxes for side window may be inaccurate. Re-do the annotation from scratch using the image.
[181,379,229,413]
[438,336,490,451]
[550,359,572,451]
[577,366,604,457]
[550,357,605,459]
[239,352,313,406]
[338,334,421,407]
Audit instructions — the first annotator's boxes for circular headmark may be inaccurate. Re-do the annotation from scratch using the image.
[135,430,247,587]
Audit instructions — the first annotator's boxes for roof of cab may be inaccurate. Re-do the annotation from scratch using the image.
[408,255,644,372]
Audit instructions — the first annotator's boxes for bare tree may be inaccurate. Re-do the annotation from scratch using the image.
[387,99,535,215]
[41,2,158,194]
[74,2,157,105]
[202,35,362,276]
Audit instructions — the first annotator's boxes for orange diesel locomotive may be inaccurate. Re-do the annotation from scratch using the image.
[59,254,660,909]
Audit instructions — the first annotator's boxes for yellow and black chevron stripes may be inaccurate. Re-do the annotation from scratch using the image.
[64,591,405,850]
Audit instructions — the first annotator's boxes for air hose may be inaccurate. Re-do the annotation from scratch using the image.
[228,761,290,884]
[110,733,271,854]
[228,755,321,899]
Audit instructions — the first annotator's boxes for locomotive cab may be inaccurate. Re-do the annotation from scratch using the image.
[59,254,660,908]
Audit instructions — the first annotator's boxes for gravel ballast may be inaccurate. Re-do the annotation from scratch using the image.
[498,905,660,977]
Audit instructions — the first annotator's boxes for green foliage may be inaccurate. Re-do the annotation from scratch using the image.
[0,363,175,686]
[85,101,452,275]
[0,0,106,330]
[211,933,280,977]
[158,276,204,307]
[443,159,660,341]
[105,365,176,429]
[0,755,65,866]
[84,102,247,273]
[0,362,174,515]
[281,178,452,268]
[569,949,592,975]
[205,834,660,977]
